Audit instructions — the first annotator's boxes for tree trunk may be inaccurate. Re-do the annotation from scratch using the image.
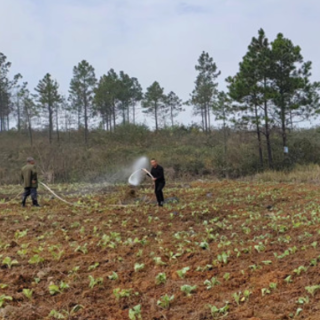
[56,109,60,143]
[280,91,287,158]
[48,104,53,144]
[254,104,264,169]
[17,98,21,132]
[171,105,174,127]
[133,104,136,124]
[264,101,273,169]
[263,79,273,168]
[155,102,158,131]
[207,104,211,132]
[84,94,88,144]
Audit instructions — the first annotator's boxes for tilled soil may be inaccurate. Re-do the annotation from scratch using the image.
[0,181,320,320]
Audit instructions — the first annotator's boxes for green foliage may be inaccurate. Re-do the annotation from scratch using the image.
[69,60,97,143]
[88,275,103,289]
[2,257,18,269]
[128,304,142,320]
[189,51,221,132]
[23,288,33,300]
[142,81,165,131]
[0,294,12,308]
[35,73,61,144]
[176,267,190,279]
[157,294,174,309]
[180,285,197,296]
[155,273,167,285]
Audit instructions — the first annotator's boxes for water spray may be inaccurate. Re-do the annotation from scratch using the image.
[128,156,153,186]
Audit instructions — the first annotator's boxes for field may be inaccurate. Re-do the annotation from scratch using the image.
[1,180,320,320]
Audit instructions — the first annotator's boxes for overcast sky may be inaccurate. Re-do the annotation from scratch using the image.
[1,0,319,127]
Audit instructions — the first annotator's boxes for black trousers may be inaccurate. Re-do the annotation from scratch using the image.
[22,187,38,204]
[155,181,165,205]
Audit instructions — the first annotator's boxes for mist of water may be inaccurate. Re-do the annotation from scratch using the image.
[128,156,150,186]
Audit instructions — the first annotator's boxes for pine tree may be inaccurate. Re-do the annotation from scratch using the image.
[142,81,165,131]
[35,73,61,144]
[164,91,184,127]
[190,51,221,132]
[69,60,96,143]
[270,33,320,157]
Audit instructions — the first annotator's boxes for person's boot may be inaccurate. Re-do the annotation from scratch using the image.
[21,197,27,208]
[32,199,40,207]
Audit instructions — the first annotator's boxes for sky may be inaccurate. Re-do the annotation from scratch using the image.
[1,0,320,127]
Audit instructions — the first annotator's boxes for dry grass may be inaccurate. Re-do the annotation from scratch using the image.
[250,164,320,183]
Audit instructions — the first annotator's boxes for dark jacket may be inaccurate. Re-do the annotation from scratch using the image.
[150,165,165,183]
[21,164,38,188]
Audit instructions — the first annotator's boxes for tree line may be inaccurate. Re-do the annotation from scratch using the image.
[1,28,319,170]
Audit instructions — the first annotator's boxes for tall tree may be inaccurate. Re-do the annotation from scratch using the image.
[130,77,143,124]
[213,91,232,158]
[35,73,61,144]
[227,29,273,168]
[164,91,184,127]
[0,53,11,132]
[117,72,143,125]
[17,83,38,145]
[69,60,96,143]
[269,33,320,156]
[94,74,115,131]
[142,81,164,131]
[190,51,221,132]
[0,53,20,132]
[118,71,133,124]
[94,69,120,131]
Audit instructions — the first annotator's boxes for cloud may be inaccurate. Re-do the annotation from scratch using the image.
[1,0,320,126]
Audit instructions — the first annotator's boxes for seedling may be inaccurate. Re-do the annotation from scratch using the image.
[113,288,132,300]
[217,251,230,264]
[233,292,241,306]
[75,243,88,254]
[88,275,103,289]
[305,285,320,297]
[28,254,44,265]
[108,272,118,280]
[134,263,145,272]
[293,266,308,276]
[23,289,33,300]
[2,257,19,269]
[88,262,99,271]
[207,302,229,317]
[296,296,309,305]
[48,281,69,295]
[204,277,220,290]
[269,282,277,290]
[176,267,190,279]
[155,273,167,285]
[153,257,166,266]
[261,288,271,296]
[0,295,12,308]
[181,285,197,296]
[157,294,174,309]
[14,229,28,240]
[128,304,142,320]
[223,273,230,281]
[49,246,64,261]
[295,308,303,317]
[199,241,209,250]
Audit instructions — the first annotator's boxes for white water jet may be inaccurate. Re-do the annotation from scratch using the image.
[128,156,150,186]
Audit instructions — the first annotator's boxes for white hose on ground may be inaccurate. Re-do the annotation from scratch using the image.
[40,182,83,207]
